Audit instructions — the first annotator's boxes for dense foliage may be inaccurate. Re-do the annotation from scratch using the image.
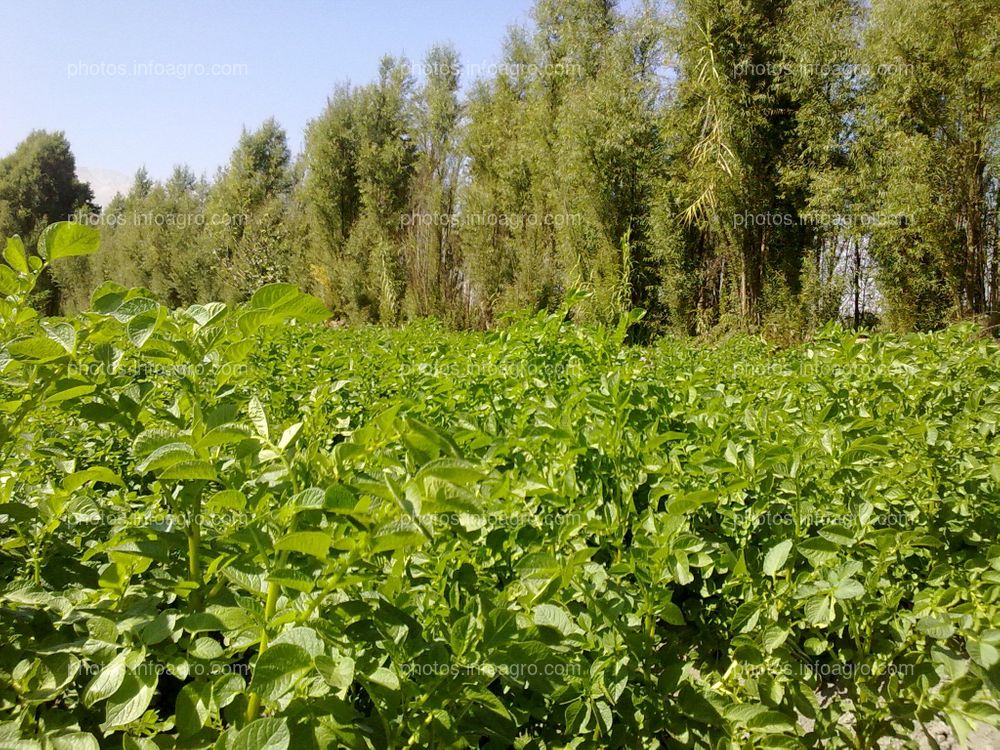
[2,225,998,748]
[3,0,998,335]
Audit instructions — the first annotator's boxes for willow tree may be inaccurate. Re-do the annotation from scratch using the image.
[861,0,1000,329]
[461,27,545,325]
[547,5,665,330]
[301,84,362,312]
[302,58,416,322]
[668,0,813,330]
[208,119,297,301]
[402,45,464,322]
[777,0,864,330]
[461,0,666,329]
[64,166,217,311]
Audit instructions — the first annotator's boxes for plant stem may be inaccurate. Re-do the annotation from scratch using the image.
[245,577,282,722]
[246,503,298,722]
[187,517,203,605]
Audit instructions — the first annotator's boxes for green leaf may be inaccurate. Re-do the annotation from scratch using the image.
[249,283,303,309]
[533,603,578,637]
[91,282,126,313]
[111,296,158,322]
[271,627,325,657]
[198,425,252,448]
[962,701,1000,725]
[315,653,355,690]
[277,422,303,450]
[833,578,865,600]
[371,528,427,554]
[763,540,793,576]
[917,615,955,640]
[135,442,196,473]
[797,537,840,566]
[39,222,100,260]
[175,681,212,738]
[50,733,99,750]
[250,644,312,703]
[132,428,181,458]
[762,625,789,651]
[45,380,96,404]
[666,488,717,515]
[63,467,124,492]
[41,321,76,353]
[804,596,832,626]
[289,487,325,510]
[0,265,18,296]
[102,669,157,730]
[274,531,331,559]
[3,235,28,272]
[967,638,1000,668]
[213,672,245,709]
[724,703,768,725]
[249,283,329,323]
[158,459,217,481]
[82,652,128,708]
[593,698,614,734]
[659,600,686,626]
[140,611,178,645]
[450,614,481,657]
[7,335,67,362]
[207,489,247,511]
[126,309,160,349]
[248,396,269,440]
[732,601,761,633]
[818,524,854,546]
[182,608,251,633]
[230,718,290,750]
[189,636,224,660]
[746,709,795,733]
[364,666,400,692]
[416,458,487,484]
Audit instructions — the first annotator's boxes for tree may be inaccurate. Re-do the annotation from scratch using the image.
[301,83,362,312]
[660,0,865,335]
[776,0,864,332]
[0,130,94,312]
[461,1,667,333]
[57,166,219,312]
[303,57,416,322]
[208,118,297,301]
[549,6,665,331]
[461,26,542,325]
[860,0,1000,329]
[402,44,464,322]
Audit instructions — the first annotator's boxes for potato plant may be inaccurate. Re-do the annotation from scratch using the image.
[1,224,998,748]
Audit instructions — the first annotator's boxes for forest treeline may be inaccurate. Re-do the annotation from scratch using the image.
[2,0,998,338]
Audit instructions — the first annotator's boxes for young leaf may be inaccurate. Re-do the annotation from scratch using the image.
[763,540,793,576]
[230,718,290,750]
[39,221,100,260]
[101,670,157,730]
[126,310,160,349]
[273,531,331,559]
[82,652,128,708]
[3,235,28,272]
[249,644,312,702]
[248,396,269,440]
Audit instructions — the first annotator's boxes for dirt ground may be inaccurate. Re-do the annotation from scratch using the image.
[896,719,1000,750]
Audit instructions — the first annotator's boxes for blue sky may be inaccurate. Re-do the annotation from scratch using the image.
[0,0,537,201]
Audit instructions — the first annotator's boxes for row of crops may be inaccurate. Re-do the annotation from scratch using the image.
[1,224,999,748]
